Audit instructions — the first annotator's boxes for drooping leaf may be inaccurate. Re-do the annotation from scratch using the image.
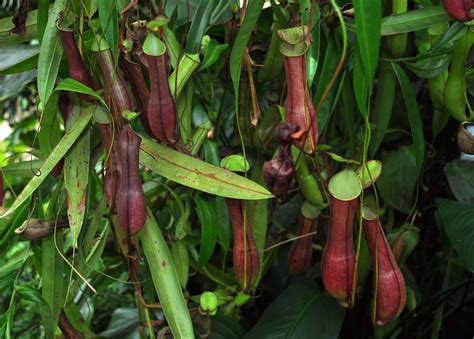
[139,212,194,339]
[98,0,118,53]
[55,78,107,107]
[41,233,64,338]
[37,0,67,108]
[381,5,450,36]
[391,63,425,173]
[195,196,218,268]
[229,0,266,96]
[64,103,92,247]
[353,0,381,88]
[200,40,229,71]
[0,106,93,219]
[139,136,273,200]
[370,62,396,156]
[186,0,218,53]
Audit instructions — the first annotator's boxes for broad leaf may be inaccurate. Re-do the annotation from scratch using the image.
[436,198,474,272]
[244,279,345,338]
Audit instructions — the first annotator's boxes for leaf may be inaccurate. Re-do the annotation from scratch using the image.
[381,5,450,36]
[16,284,55,338]
[186,0,218,53]
[55,78,108,107]
[370,62,396,156]
[139,212,194,339]
[98,0,118,53]
[0,44,39,72]
[99,308,139,337]
[376,146,418,213]
[213,196,230,253]
[1,160,44,177]
[171,240,190,288]
[200,40,229,71]
[37,0,67,108]
[229,0,266,96]
[37,0,50,41]
[313,35,341,132]
[38,92,61,156]
[139,136,273,200]
[444,160,474,205]
[243,279,345,338]
[436,198,474,272]
[64,103,92,247]
[41,233,64,338]
[195,196,218,268]
[0,106,93,219]
[391,63,425,173]
[353,0,381,88]
[209,315,246,339]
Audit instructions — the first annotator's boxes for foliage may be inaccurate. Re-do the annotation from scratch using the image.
[0,0,473,338]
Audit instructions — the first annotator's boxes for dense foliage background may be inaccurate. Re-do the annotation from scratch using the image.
[0,0,473,338]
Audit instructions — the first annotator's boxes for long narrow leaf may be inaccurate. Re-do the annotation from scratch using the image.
[139,212,194,339]
[353,0,381,88]
[0,107,93,219]
[229,0,266,96]
[139,136,273,200]
[37,0,67,107]
[391,63,425,172]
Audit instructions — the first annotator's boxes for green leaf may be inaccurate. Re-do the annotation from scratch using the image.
[37,0,67,108]
[244,279,345,338]
[139,136,273,200]
[213,196,231,253]
[444,159,474,205]
[436,198,474,272]
[391,63,425,173]
[41,233,64,338]
[38,92,61,156]
[37,0,49,41]
[377,145,418,213]
[1,160,44,177]
[381,5,450,36]
[370,62,396,156]
[0,106,93,219]
[229,0,266,96]
[55,78,107,107]
[200,40,229,71]
[186,0,218,53]
[139,212,194,339]
[64,103,92,248]
[171,240,189,288]
[99,308,139,337]
[195,197,218,268]
[353,0,381,88]
[98,0,118,53]
[314,35,341,132]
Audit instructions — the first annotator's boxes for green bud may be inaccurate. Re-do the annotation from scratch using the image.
[199,291,218,316]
